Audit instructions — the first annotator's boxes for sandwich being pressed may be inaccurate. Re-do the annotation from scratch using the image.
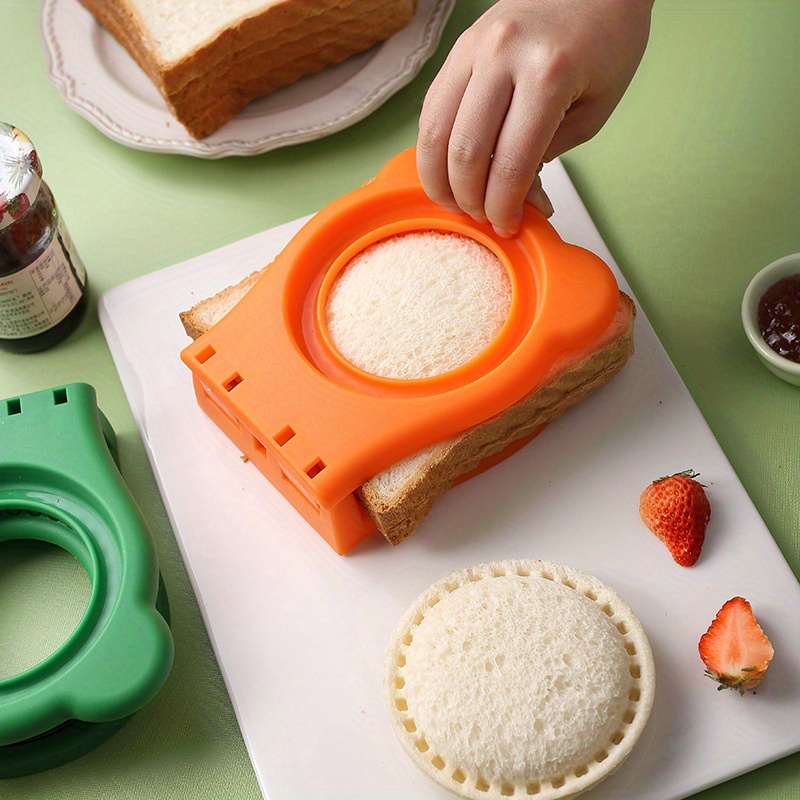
[78,0,418,137]
[180,150,636,551]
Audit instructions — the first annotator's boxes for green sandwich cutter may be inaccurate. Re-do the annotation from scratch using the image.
[0,383,174,778]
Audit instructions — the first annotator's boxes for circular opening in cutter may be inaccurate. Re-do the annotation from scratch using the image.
[0,534,92,681]
[314,220,526,391]
[0,490,101,685]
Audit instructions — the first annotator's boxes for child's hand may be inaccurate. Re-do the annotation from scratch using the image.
[417,0,653,236]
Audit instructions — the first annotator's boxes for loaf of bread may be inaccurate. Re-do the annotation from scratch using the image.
[180,229,636,546]
[78,0,418,138]
[385,560,656,799]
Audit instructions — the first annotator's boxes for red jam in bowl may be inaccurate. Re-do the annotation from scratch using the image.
[757,273,800,363]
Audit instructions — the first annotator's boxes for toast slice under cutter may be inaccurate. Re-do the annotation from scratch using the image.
[181,148,620,554]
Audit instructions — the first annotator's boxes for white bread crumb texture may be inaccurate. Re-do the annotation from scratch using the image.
[365,438,454,501]
[325,231,511,380]
[385,560,655,800]
[125,0,289,63]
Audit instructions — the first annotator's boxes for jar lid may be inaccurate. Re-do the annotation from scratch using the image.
[0,123,43,231]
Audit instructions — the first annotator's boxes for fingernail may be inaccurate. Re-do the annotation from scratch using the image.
[533,187,554,218]
[492,225,515,239]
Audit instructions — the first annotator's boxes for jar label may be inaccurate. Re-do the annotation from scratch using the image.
[0,217,86,339]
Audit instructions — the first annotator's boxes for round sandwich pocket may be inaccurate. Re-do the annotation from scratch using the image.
[385,559,656,800]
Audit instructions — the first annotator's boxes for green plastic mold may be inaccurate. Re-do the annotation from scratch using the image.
[0,383,174,778]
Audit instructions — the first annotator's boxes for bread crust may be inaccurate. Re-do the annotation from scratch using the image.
[180,274,635,546]
[179,267,266,340]
[78,0,418,137]
[360,294,636,544]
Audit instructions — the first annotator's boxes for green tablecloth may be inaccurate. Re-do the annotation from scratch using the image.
[1,1,798,798]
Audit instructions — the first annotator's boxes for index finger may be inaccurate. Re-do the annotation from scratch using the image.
[416,59,472,212]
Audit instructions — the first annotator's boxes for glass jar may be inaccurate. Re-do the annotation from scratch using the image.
[0,122,88,353]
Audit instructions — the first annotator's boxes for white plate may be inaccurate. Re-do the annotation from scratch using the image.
[99,161,800,800]
[39,0,454,158]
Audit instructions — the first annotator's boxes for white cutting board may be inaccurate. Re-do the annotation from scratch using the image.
[99,161,800,800]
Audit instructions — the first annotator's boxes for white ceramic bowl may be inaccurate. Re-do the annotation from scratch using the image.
[741,252,800,386]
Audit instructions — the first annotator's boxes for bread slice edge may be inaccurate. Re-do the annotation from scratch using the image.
[360,293,636,544]
[179,271,635,546]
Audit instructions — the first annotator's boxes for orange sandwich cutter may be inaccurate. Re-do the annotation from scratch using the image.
[180,148,620,554]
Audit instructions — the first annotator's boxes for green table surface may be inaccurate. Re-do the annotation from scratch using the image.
[1,1,798,798]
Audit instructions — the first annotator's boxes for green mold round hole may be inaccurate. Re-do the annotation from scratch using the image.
[0,538,92,681]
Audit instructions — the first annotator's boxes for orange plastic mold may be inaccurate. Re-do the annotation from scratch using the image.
[180,148,619,554]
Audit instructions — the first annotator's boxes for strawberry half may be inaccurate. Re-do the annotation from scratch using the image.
[698,597,774,694]
[639,469,711,566]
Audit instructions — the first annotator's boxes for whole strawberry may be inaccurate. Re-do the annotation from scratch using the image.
[699,597,774,694]
[639,469,710,566]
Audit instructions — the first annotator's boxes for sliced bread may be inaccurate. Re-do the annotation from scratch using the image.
[180,231,635,545]
[358,290,634,544]
[325,231,512,379]
[78,0,418,138]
